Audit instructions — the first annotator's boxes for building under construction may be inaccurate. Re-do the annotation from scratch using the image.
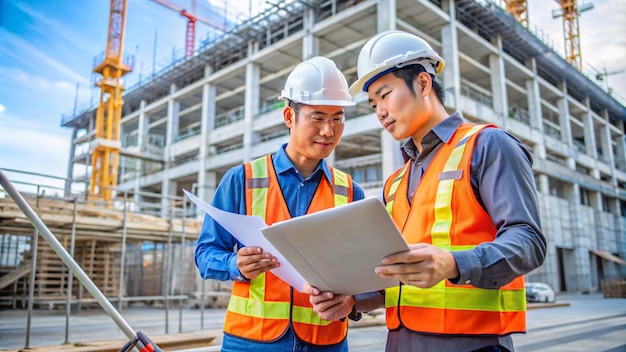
[2,0,626,311]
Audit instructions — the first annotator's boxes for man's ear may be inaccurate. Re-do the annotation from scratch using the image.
[416,72,432,97]
[284,107,295,128]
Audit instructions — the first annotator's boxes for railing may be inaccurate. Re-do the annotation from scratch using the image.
[543,122,562,140]
[175,125,202,142]
[173,154,199,167]
[215,106,245,128]
[258,97,285,115]
[122,133,165,149]
[260,129,289,142]
[461,85,493,108]
[0,172,202,349]
[509,108,531,126]
[0,170,145,349]
[216,142,244,154]
[573,140,587,154]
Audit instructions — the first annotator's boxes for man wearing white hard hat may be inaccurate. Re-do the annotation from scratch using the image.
[194,56,364,352]
[307,30,546,352]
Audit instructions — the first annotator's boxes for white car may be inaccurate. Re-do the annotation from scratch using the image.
[526,282,556,303]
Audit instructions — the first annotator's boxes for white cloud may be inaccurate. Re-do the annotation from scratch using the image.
[0,116,71,178]
[526,0,626,99]
[14,1,103,58]
[0,29,90,87]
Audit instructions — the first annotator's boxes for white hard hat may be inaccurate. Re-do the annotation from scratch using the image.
[279,56,355,106]
[349,30,445,95]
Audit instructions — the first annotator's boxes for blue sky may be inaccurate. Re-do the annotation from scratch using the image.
[0,0,261,193]
[0,0,625,195]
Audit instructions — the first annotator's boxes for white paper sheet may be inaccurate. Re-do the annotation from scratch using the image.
[184,190,307,291]
[261,197,410,295]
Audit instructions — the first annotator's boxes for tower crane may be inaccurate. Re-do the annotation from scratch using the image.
[503,0,528,28]
[151,0,227,57]
[90,0,133,201]
[588,65,626,93]
[504,0,593,72]
[552,0,594,71]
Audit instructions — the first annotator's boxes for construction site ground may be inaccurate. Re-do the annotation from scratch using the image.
[1,293,625,352]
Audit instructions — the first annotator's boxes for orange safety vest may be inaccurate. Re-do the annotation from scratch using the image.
[223,155,352,345]
[383,123,526,336]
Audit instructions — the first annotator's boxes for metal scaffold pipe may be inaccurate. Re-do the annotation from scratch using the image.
[0,170,139,345]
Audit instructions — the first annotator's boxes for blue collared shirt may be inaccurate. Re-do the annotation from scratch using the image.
[194,143,365,282]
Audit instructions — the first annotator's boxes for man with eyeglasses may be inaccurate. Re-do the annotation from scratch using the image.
[194,56,365,352]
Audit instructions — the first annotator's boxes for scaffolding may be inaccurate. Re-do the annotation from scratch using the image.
[0,169,207,313]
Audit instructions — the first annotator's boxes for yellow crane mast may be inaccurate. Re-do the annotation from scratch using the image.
[504,0,528,28]
[552,0,593,71]
[90,0,132,201]
[504,0,593,72]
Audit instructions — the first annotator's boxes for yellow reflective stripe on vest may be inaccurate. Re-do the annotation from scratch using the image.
[431,125,484,247]
[227,283,334,326]
[386,164,409,216]
[250,157,269,218]
[396,282,526,312]
[250,272,266,301]
[332,169,349,206]
[385,243,478,309]
[233,156,344,326]
[293,305,333,326]
[228,292,290,318]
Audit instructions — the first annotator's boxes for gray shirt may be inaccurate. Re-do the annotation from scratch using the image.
[355,113,547,352]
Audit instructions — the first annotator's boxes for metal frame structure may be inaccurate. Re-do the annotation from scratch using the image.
[0,170,158,350]
[0,169,204,349]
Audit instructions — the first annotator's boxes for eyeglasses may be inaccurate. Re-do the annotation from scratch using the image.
[292,108,345,127]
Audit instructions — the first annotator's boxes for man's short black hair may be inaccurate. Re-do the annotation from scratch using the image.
[391,64,445,105]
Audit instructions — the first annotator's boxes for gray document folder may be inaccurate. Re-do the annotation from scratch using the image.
[260,197,409,295]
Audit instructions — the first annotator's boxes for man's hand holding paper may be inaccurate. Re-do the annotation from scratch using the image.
[237,246,280,281]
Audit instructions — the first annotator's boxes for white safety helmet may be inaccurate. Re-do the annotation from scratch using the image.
[279,56,354,106]
[349,30,445,95]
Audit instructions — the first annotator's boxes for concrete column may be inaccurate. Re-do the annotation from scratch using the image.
[380,130,403,180]
[556,83,572,148]
[441,0,459,109]
[198,66,215,202]
[376,0,396,33]
[302,8,318,60]
[165,84,180,151]
[533,143,547,160]
[489,36,508,129]
[538,174,549,195]
[581,98,598,160]
[242,42,260,162]
[133,100,147,204]
[525,58,544,133]
[64,127,78,197]
[611,111,626,175]
[197,171,217,220]
[161,179,176,218]
[569,183,580,206]
[593,192,603,211]
[599,110,614,166]
[377,0,396,31]
[162,84,178,215]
